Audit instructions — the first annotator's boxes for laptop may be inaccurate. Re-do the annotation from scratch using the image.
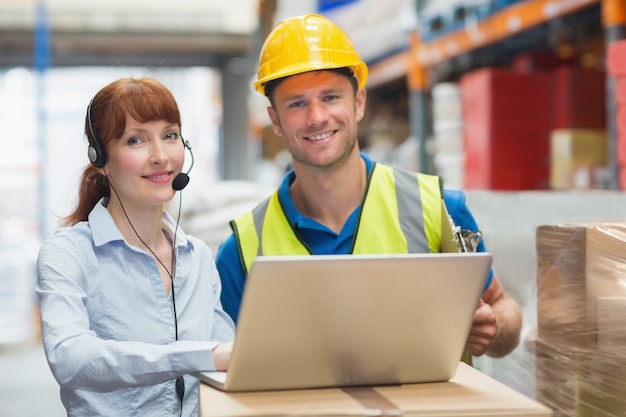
[194,252,492,392]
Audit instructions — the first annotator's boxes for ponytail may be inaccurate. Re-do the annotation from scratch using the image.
[63,165,109,226]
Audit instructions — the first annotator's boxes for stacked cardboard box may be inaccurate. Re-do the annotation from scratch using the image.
[461,68,552,190]
[460,63,607,191]
[432,82,465,189]
[549,129,608,190]
[536,224,626,417]
[552,67,606,130]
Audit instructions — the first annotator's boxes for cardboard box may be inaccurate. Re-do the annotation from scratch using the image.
[536,341,626,417]
[551,67,606,130]
[549,129,608,190]
[198,362,553,417]
[578,297,626,417]
[597,296,626,355]
[536,225,593,347]
[461,68,552,190]
[536,223,626,347]
[576,353,626,417]
[535,341,586,417]
[535,223,626,417]
[585,226,626,336]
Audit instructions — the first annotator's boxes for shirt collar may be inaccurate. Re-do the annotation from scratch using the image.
[88,198,193,250]
[277,152,374,227]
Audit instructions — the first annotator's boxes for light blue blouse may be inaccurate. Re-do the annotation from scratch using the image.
[36,198,235,417]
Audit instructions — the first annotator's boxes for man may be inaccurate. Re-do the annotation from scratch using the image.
[216,13,521,359]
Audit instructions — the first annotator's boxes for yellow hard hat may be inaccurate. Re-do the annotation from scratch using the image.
[254,13,368,96]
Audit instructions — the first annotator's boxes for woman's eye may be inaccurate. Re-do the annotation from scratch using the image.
[127,136,141,145]
[165,132,179,141]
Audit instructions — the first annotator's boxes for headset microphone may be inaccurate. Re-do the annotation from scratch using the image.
[172,139,194,191]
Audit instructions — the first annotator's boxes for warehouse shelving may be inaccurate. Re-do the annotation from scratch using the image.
[415,0,600,67]
[368,0,603,88]
[365,0,626,189]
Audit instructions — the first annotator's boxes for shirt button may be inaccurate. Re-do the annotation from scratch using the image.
[165,403,172,411]
[167,327,175,336]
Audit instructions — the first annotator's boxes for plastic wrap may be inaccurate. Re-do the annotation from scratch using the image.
[535,224,626,417]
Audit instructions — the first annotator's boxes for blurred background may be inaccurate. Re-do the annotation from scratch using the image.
[1,0,625,416]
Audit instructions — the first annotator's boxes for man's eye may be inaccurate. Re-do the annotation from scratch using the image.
[288,101,304,109]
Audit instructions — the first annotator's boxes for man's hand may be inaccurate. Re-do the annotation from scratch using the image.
[465,298,498,356]
[466,274,522,358]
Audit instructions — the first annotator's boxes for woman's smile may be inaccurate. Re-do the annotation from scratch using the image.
[143,170,173,184]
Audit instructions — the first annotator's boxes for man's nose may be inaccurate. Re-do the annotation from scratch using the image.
[306,100,328,125]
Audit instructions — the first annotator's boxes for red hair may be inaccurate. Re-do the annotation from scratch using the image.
[63,78,182,226]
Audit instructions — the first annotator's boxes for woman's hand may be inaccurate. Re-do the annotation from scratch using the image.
[212,343,233,371]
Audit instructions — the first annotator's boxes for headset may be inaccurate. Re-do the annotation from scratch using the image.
[86,98,108,169]
[86,98,194,190]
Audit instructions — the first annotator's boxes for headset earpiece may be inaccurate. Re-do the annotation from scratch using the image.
[87,141,107,168]
[86,98,107,168]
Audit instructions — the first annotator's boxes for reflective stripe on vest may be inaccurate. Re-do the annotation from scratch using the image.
[230,163,443,274]
[353,164,442,255]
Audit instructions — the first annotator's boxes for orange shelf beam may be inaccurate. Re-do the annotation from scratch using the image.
[366,50,410,89]
[414,0,601,67]
[603,0,626,27]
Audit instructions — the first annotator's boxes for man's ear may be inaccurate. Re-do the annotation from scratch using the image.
[355,88,367,122]
[267,106,283,137]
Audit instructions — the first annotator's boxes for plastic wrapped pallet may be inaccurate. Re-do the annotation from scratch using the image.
[535,224,626,417]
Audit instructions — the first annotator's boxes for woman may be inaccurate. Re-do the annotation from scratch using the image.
[36,77,234,417]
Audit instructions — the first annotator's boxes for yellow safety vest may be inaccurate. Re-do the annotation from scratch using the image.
[230,162,473,365]
[230,163,443,273]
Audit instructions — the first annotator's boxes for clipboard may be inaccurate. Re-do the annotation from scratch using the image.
[441,199,483,254]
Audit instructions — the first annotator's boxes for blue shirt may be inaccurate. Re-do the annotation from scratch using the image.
[216,154,492,323]
[36,198,235,417]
